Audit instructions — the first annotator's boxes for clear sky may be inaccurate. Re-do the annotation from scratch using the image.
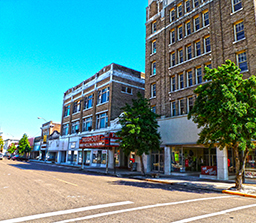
[0,0,148,140]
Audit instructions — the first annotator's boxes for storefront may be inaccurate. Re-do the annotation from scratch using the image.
[245,150,256,179]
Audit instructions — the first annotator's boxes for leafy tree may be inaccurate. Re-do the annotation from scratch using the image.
[18,134,31,157]
[0,136,4,152]
[8,143,17,154]
[188,60,256,190]
[117,92,161,174]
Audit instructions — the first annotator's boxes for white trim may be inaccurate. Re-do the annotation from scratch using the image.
[95,109,108,115]
[112,80,145,90]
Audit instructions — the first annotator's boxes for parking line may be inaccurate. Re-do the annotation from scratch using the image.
[55,178,78,187]
[0,201,133,223]
[54,196,233,223]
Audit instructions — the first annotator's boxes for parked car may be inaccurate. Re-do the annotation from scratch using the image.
[0,153,3,160]
[11,155,29,162]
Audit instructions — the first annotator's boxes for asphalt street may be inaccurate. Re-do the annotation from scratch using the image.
[1,159,256,223]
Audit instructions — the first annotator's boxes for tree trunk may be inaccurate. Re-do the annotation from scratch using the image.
[140,155,145,175]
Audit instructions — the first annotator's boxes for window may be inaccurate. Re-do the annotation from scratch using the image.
[204,36,211,53]
[185,20,191,36]
[97,87,109,104]
[193,0,199,7]
[170,29,175,44]
[202,10,209,26]
[237,51,248,72]
[64,105,70,117]
[152,21,157,33]
[196,67,202,84]
[96,112,108,129]
[195,40,201,57]
[177,3,183,18]
[170,8,175,22]
[178,48,183,63]
[151,105,156,113]
[170,52,175,67]
[186,44,192,60]
[187,97,194,113]
[179,73,184,89]
[171,101,176,116]
[205,62,212,69]
[234,21,245,41]
[178,25,183,40]
[179,99,185,115]
[187,70,193,87]
[152,40,156,53]
[71,121,80,134]
[121,86,132,94]
[185,0,191,13]
[170,76,176,92]
[73,101,81,113]
[151,61,156,75]
[151,83,156,98]
[62,124,69,136]
[84,95,93,110]
[194,15,200,31]
[232,0,242,12]
[82,117,92,132]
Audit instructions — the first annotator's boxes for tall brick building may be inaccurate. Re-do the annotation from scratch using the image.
[145,0,256,179]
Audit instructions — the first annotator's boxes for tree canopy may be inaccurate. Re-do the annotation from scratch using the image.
[8,143,17,154]
[188,60,256,190]
[0,136,4,152]
[18,134,31,155]
[117,92,161,174]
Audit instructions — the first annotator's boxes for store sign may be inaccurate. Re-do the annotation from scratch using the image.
[201,166,217,176]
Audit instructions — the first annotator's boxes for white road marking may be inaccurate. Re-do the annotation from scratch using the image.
[172,203,256,223]
[0,201,133,223]
[54,196,233,223]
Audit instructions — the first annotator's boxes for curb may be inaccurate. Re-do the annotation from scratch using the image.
[222,190,256,199]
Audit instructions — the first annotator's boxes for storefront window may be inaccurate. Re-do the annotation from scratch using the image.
[86,151,91,164]
[101,150,107,164]
[78,151,82,164]
[245,150,256,178]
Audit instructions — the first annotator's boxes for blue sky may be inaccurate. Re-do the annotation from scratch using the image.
[0,0,148,140]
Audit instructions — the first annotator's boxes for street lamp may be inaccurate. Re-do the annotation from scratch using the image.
[37,117,47,122]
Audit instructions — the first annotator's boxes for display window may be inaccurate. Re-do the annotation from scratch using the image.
[245,150,256,178]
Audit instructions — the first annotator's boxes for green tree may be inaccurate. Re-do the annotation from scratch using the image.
[188,60,256,190]
[117,92,161,174]
[0,136,4,152]
[18,134,31,157]
[8,143,17,154]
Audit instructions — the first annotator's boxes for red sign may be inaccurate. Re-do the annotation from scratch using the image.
[201,166,217,176]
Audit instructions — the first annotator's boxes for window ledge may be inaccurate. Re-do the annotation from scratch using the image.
[150,52,156,56]
[150,96,156,99]
[64,115,70,118]
[97,101,109,107]
[150,74,156,78]
[83,107,93,111]
[240,69,249,73]
[121,91,133,95]
[72,111,81,115]
[233,38,246,44]
[230,8,243,15]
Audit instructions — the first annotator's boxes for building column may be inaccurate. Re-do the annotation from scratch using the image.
[57,151,61,163]
[164,146,171,175]
[217,146,228,180]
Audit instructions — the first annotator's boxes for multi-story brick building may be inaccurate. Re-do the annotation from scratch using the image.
[145,0,256,179]
[59,63,145,169]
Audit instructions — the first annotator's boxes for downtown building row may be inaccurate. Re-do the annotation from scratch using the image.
[145,0,256,179]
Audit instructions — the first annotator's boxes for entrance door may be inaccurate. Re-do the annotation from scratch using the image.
[151,149,164,172]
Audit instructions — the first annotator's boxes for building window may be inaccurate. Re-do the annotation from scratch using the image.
[82,117,92,132]
[170,29,175,44]
[84,95,93,110]
[121,86,132,94]
[193,0,199,7]
[62,124,69,136]
[178,48,183,63]
[185,0,191,13]
[177,3,183,18]
[179,73,184,89]
[152,21,157,33]
[178,25,183,40]
[194,15,200,31]
[237,51,248,72]
[186,44,192,60]
[171,101,176,116]
[71,121,80,134]
[204,36,211,53]
[195,40,201,57]
[179,99,185,115]
[151,61,156,76]
[187,70,193,87]
[203,10,209,26]
[232,0,242,12]
[151,105,156,113]
[185,20,191,36]
[170,8,175,22]
[170,76,176,92]
[196,67,202,84]
[64,105,70,117]
[151,83,156,98]
[152,40,156,54]
[96,112,108,129]
[98,87,109,104]
[234,21,245,41]
[170,52,175,67]
[205,62,212,69]
[187,97,194,113]
[73,101,81,113]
